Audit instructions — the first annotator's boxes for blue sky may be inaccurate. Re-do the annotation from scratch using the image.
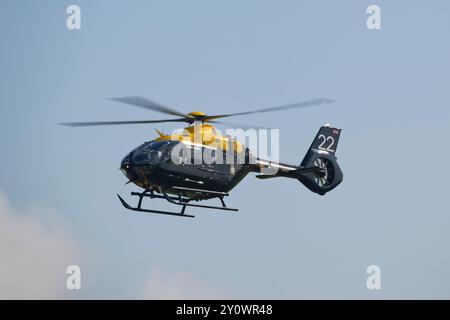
[1,0,450,298]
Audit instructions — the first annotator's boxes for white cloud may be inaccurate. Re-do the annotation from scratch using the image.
[0,192,81,299]
[143,265,226,299]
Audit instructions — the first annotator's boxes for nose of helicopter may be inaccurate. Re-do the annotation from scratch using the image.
[120,154,136,180]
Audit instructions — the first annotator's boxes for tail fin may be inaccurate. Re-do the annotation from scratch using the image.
[298,125,343,195]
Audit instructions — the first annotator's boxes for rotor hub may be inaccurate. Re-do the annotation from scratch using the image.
[187,111,207,120]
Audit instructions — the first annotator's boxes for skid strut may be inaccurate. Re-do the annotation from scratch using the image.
[118,186,238,218]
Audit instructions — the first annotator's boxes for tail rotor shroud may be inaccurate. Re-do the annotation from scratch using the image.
[298,125,343,195]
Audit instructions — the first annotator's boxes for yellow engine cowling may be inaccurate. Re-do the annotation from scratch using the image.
[155,124,243,153]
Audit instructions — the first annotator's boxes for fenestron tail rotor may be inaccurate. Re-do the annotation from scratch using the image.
[313,157,336,187]
[59,96,336,128]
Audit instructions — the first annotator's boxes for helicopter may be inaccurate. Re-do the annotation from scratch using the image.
[61,96,343,218]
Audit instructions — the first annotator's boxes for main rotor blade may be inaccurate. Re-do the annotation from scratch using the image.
[210,121,273,130]
[60,118,187,127]
[110,96,187,118]
[203,98,336,121]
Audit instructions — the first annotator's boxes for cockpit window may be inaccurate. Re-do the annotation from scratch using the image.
[147,141,171,151]
[132,140,172,165]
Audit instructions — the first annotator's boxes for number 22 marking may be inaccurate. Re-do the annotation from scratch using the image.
[318,134,335,152]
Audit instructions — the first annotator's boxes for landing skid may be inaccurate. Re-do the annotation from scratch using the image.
[117,186,238,218]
